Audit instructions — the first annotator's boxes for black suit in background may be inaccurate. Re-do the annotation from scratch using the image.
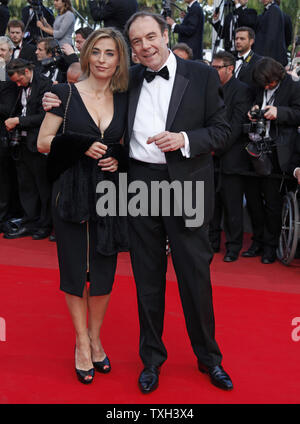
[244,74,300,251]
[125,56,231,369]
[173,1,204,60]
[0,3,10,36]
[253,3,287,66]
[22,5,54,44]
[236,50,262,96]
[5,70,53,230]
[210,76,253,254]
[212,6,257,53]
[12,42,37,63]
[89,0,138,33]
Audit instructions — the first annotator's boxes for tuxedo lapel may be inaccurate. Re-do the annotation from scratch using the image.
[165,57,189,131]
[127,65,144,141]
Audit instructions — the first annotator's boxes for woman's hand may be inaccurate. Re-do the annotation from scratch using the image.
[85,142,107,160]
[98,157,118,172]
[36,20,44,30]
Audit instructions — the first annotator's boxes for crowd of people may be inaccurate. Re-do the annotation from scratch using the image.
[0,0,299,393]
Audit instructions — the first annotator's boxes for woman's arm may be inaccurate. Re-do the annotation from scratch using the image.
[36,17,54,36]
[37,112,63,153]
[53,12,75,40]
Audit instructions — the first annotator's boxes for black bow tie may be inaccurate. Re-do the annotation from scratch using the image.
[144,66,169,83]
[236,56,245,62]
[14,46,21,50]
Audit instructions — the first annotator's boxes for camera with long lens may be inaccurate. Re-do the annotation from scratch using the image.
[40,40,65,71]
[243,108,272,159]
[9,127,22,160]
[29,0,44,18]
[162,0,172,19]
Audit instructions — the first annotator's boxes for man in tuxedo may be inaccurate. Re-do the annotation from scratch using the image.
[243,58,300,263]
[125,11,233,393]
[0,0,10,36]
[3,58,52,240]
[166,0,204,60]
[0,36,13,68]
[7,20,37,63]
[88,0,138,33]
[209,51,252,260]
[234,26,262,93]
[211,0,257,54]
[253,0,288,66]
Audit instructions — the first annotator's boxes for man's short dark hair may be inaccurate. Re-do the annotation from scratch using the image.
[235,26,255,41]
[172,42,193,60]
[75,27,94,40]
[213,50,236,67]
[252,57,286,87]
[37,37,56,55]
[6,58,35,76]
[7,20,25,32]
[125,11,167,39]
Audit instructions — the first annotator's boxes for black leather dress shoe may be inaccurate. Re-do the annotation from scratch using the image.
[223,251,238,262]
[138,366,160,394]
[261,246,276,264]
[32,228,52,240]
[241,242,263,258]
[3,226,31,239]
[198,362,233,391]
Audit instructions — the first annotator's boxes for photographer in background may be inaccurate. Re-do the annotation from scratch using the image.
[242,57,300,263]
[89,0,138,33]
[8,20,37,63]
[22,0,54,45]
[3,59,52,240]
[0,0,10,36]
[211,0,257,53]
[166,0,204,60]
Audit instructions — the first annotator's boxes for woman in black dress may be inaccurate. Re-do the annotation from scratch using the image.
[37,28,129,384]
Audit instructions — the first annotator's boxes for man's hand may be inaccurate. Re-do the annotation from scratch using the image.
[61,43,75,56]
[42,91,61,111]
[147,131,185,152]
[295,168,300,185]
[166,16,175,26]
[247,105,259,121]
[98,157,118,172]
[4,117,19,131]
[264,105,277,120]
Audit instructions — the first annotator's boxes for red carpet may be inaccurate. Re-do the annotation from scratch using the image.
[0,235,300,404]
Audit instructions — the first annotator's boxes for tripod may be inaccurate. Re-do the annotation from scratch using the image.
[211,0,236,57]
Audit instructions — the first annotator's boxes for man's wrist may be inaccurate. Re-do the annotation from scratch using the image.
[294,167,300,178]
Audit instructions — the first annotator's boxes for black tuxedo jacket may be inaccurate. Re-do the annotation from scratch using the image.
[0,4,9,36]
[237,51,262,99]
[125,56,231,226]
[4,71,52,152]
[255,74,300,173]
[213,7,257,52]
[14,42,37,64]
[173,2,204,60]
[253,3,287,66]
[89,0,138,32]
[218,76,253,175]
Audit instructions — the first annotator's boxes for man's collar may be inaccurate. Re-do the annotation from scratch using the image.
[188,0,198,8]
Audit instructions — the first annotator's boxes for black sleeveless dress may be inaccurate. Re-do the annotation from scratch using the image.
[49,83,128,297]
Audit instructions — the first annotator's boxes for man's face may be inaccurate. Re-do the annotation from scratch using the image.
[264,80,279,90]
[36,42,51,61]
[129,16,169,71]
[173,48,189,60]
[8,27,24,46]
[212,59,233,85]
[0,43,12,63]
[261,0,272,6]
[10,69,32,87]
[75,33,86,52]
[235,31,253,55]
[239,0,248,6]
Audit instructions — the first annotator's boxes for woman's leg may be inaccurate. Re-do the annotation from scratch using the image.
[87,292,111,365]
[65,286,93,375]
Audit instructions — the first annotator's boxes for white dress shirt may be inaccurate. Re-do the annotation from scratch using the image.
[234,49,251,77]
[129,51,190,164]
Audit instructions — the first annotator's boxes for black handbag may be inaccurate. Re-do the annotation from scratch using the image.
[246,142,273,176]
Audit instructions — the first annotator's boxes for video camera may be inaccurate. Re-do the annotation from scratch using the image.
[28,0,44,18]
[40,40,65,71]
[162,0,172,19]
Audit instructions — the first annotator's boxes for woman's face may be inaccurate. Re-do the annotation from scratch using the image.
[54,0,64,11]
[89,37,120,81]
